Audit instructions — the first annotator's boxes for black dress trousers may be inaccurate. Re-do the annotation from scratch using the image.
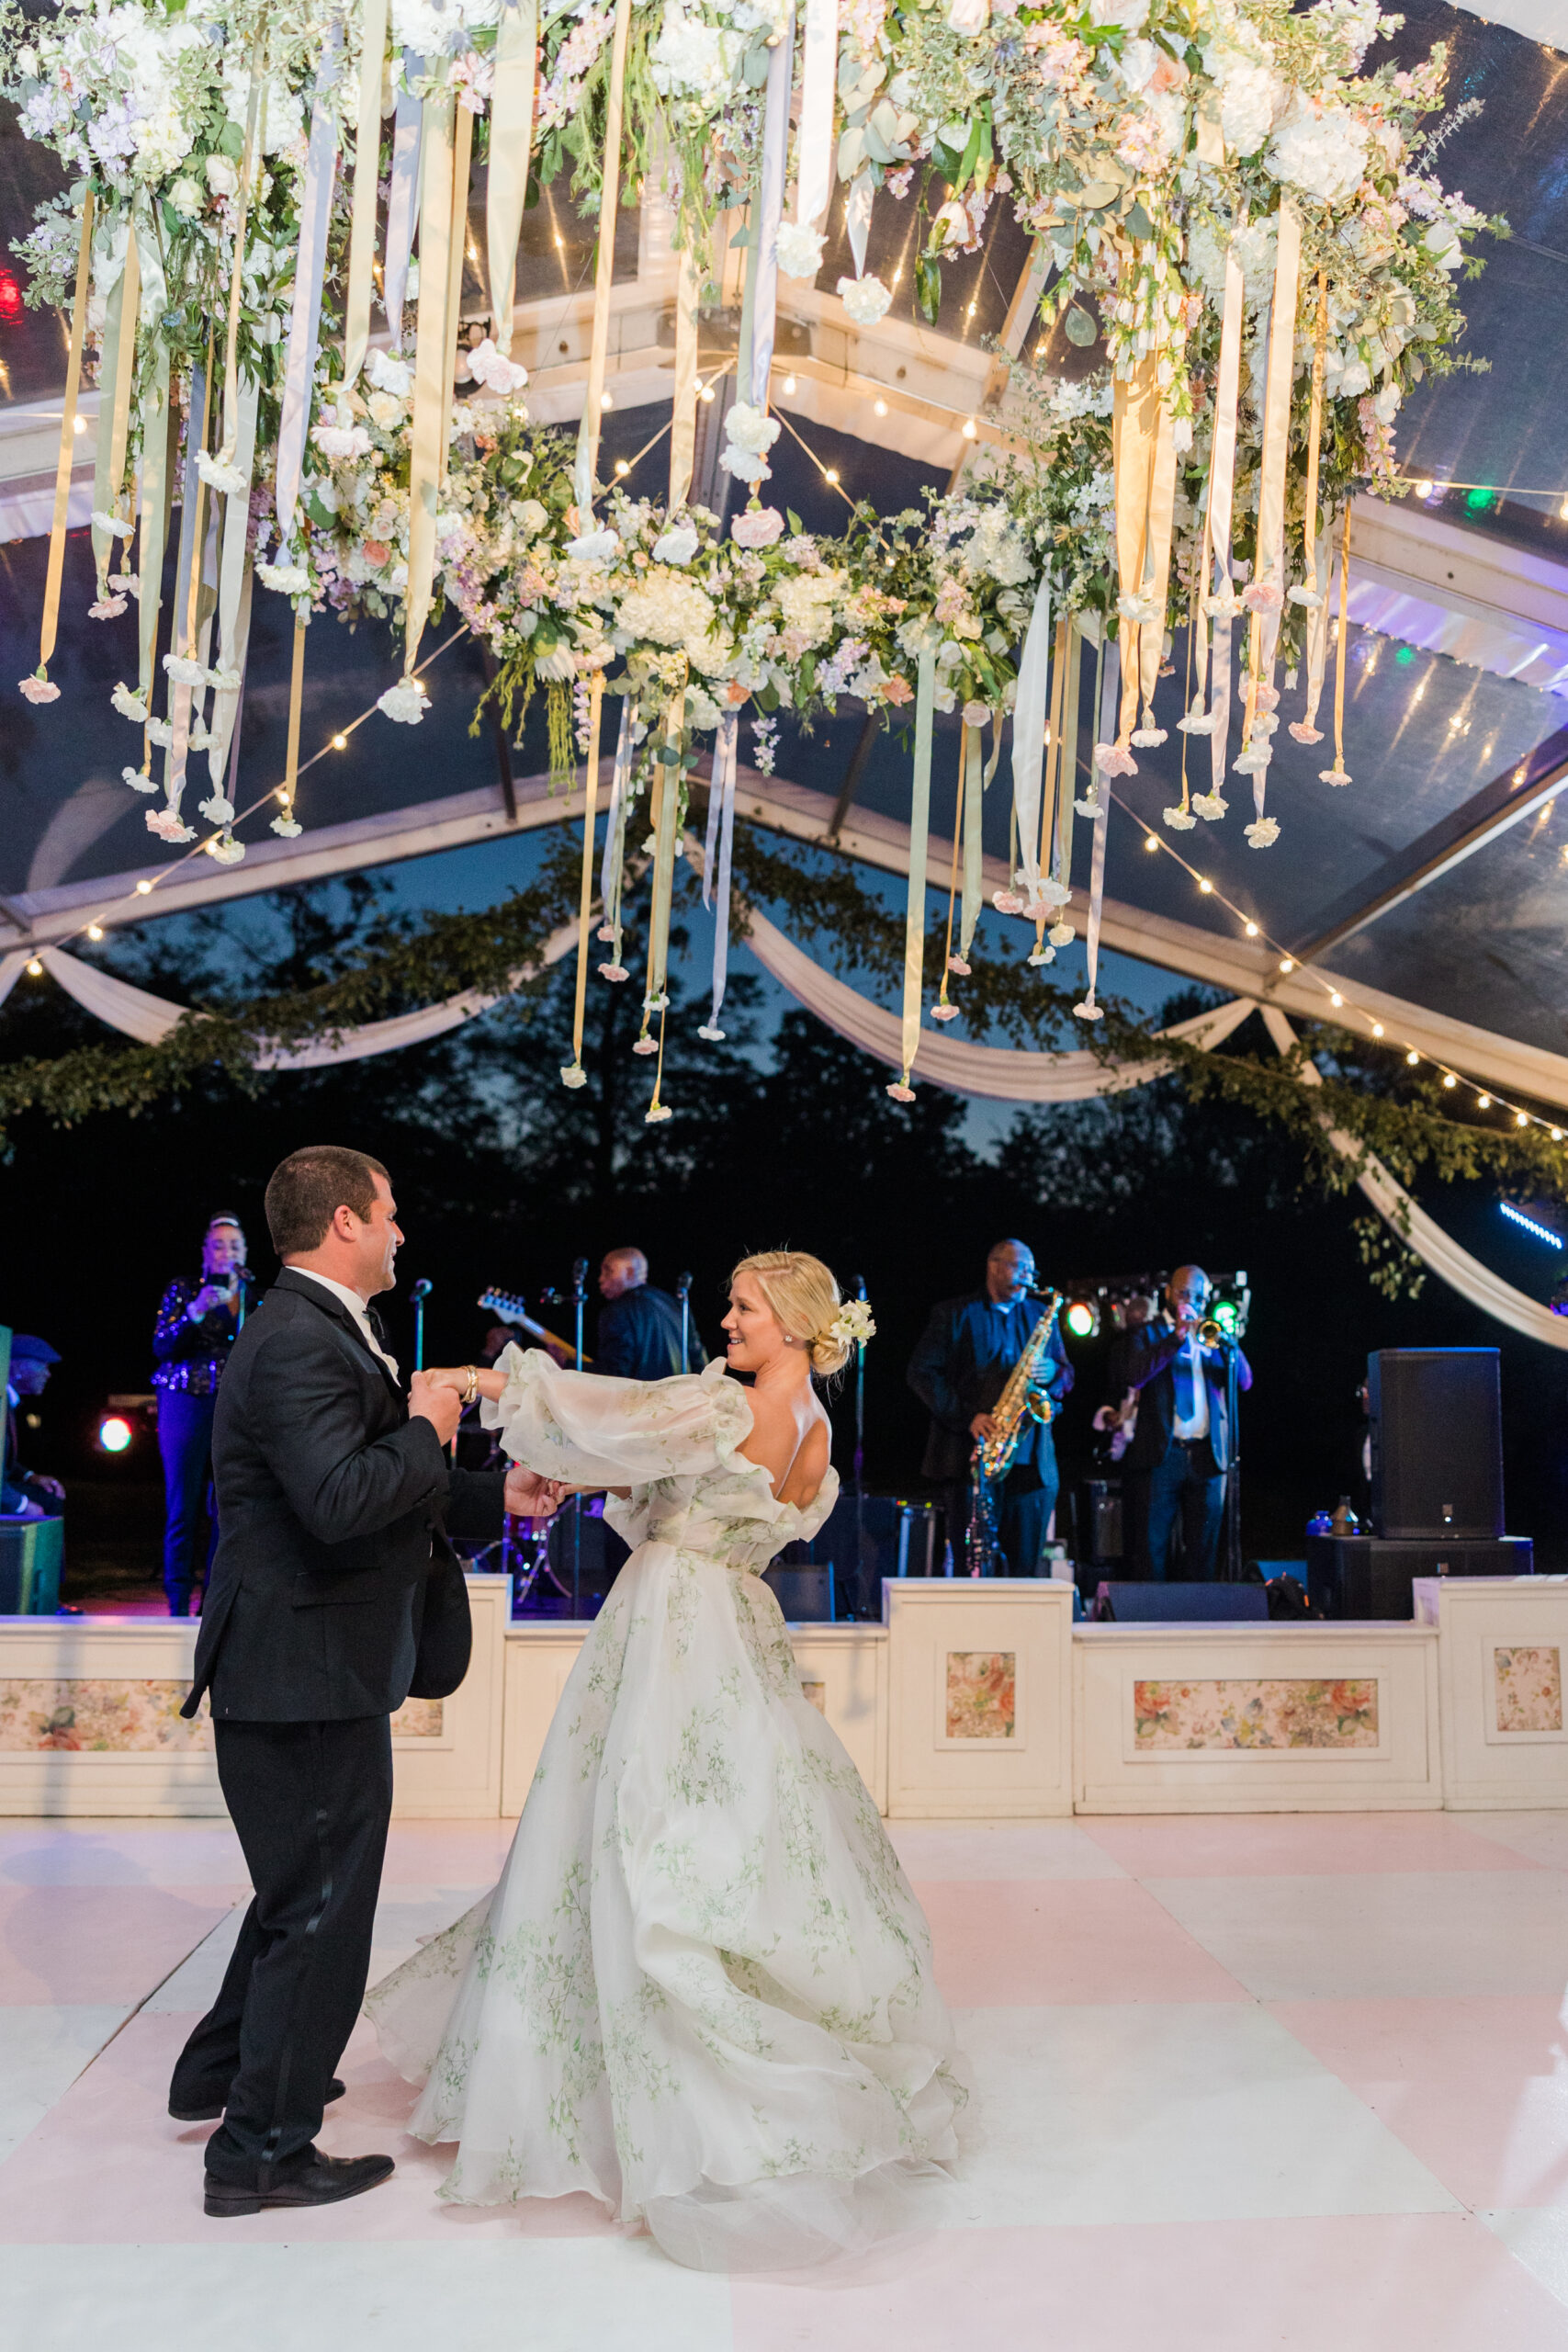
[174,1714,394,2186]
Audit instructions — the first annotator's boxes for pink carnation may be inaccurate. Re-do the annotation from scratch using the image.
[731,507,784,548]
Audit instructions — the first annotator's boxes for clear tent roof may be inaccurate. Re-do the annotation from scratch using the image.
[1,0,1565,1075]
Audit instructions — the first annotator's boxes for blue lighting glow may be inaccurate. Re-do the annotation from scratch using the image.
[1499,1201,1564,1250]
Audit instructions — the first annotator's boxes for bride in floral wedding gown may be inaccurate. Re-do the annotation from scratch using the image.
[366,1250,964,2271]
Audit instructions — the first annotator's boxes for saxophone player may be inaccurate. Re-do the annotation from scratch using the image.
[908,1240,1074,1576]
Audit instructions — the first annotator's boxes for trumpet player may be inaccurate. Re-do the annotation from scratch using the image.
[1115,1265,1251,1581]
[908,1239,1074,1577]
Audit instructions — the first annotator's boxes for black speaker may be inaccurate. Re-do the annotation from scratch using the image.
[1094,1581,1269,1623]
[763,1564,835,1623]
[1369,1349,1504,1538]
[1308,1534,1531,1620]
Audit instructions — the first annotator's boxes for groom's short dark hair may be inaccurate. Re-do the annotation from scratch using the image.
[265,1146,389,1255]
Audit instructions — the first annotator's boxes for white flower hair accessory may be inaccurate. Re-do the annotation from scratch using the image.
[828,1299,876,1347]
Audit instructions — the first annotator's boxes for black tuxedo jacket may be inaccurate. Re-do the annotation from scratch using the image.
[1113,1321,1253,1474]
[183,1270,506,1724]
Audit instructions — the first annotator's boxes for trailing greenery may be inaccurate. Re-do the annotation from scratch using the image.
[3,817,1563,1210]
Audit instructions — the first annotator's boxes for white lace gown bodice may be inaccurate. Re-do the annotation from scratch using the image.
[367,1349,964,2271]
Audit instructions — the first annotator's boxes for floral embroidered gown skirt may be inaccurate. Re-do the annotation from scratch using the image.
[366,1352,965,2270]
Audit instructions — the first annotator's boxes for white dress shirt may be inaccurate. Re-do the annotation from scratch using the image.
[1170,1329,1211,1442]
[291,1268,400,1382]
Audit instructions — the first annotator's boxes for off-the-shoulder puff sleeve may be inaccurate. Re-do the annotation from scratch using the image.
[480,1348,752,1486]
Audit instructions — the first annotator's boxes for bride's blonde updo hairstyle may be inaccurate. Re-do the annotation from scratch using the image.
[731,1250,857,1379]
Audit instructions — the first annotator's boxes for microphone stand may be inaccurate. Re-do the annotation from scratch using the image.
[1223,1335,1243,1581]
[410,1277,433,1373]
[853,1274,867,1616]
[570,1258,588,1613]
[677,1272,693,1374]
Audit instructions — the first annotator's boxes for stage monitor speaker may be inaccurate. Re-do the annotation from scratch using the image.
[1095,1580,1269,1623]
[763,1564,835,1623]
[1307,1533,1530,1620]
[1369,1348,1503,1538]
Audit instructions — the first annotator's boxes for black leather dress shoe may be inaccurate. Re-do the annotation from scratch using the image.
[170,2076,345,2124]
[204,2150,395,2217]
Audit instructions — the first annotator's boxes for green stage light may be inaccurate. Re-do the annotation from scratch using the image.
[97,1415,132,1453]
[1213,1300,1239,1336]
[1064,1298,1100,1340]
[1465,486,1494,513]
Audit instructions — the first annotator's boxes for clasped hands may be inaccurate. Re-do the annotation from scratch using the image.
[408,1364,568,1521]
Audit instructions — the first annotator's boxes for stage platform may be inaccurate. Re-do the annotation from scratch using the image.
[3,1577,1564,1819]
[6,1804,1568,2347]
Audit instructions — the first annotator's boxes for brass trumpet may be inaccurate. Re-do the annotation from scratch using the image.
[1195,1315,1233,1346]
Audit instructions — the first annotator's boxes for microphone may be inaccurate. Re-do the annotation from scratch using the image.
[572,1258,589,1295]
[854,1272,867,1303]
[676,1271,693,1301]
[409,1277,433,1302]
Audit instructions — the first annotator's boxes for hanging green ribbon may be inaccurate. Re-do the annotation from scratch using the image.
[888,647,935,1099]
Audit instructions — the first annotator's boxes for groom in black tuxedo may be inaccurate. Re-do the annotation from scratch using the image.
[169,1145,549,2217]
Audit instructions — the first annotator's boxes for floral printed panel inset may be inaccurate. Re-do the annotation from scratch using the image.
[0,1679,212,1752]
[1495,1647,1563,1735]
[946,1652,1016,1740]
[1134,1678,1379,1750]
[389,1696,445,1739]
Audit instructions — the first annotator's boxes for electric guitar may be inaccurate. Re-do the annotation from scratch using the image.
[477,1285,592,1365]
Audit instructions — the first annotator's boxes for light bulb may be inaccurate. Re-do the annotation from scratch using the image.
[1199,877,1213,894]
[135,879,153,895]
[600,390,614,411]
[614,458,629,476]
[332,733,346,750]
[72,413,85,435]
[1371,1023,1384,1037]
[25,956,42,976]
[1330,991,1343,1006]
[1145,834,1158,852]
[782,374,796,395]
[1442,1073,1457,1089]
[1280,956,1294,973]
[1244,921,1258,936]
[1406,1050,1420,1066]
[1416,479,1434,498]
[87,923,104,942]
[1517,1111,1529,1126]
[874,398,887,417]
[825,468,840,484]
[1478,1092,1491,1108]
[1553,1128,1564,1142]
[961,418,977,440]
[699,383,715,403]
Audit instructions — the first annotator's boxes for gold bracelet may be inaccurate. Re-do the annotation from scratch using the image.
[462,1365,479,1407]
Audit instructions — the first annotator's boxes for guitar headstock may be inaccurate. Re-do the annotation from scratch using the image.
[478,1285,531,1325]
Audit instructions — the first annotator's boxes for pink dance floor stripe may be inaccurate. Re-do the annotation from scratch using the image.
[1078,1814,1541,1880]
[1269,1994,1568,2213]
[0,1887,234,2004]
[0,2010,624,2246]
[731,2214,1568,2351]
[912,1879,1248,2007]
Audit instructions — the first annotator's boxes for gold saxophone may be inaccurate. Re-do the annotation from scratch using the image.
[976,1291,1065,1480]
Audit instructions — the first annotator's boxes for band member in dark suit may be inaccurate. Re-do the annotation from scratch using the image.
[3,1334,65,1517]
[595,1249,706,1380]
[169,1146,558,2218]
[907,1239,1073,1575]
[1116,1265,1252,1579]
[152,1214,256,1615]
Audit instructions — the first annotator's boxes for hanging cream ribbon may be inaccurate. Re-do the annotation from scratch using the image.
[164,350,214,803]
[90,227,139,598]
[644,690,684,1018]
[34,188,95,687]
[960,718,985,961]
[207,372,260,794]
[276,30,344,546]
[1290,276,1330,746]
[403,76,456,676]
[1034,614,1068,953]
[438,96,474,489]
[1010,569,1052,908]
[668,243,702,507]
[749,12,795,408]
[793,0,837,234]
[888,647,936,1098]
[574,0,634,518]
[132,204,172,716]
[1054,615,1082,888]
[344,0,390,383]
[487,0,536,354]
[211,58,263,470]
[562,672,604,1086]
[1138,399,1177,727]
[846,169,874,277]
[1206,230,1244,798]
[1240,198,1301,793]
[277,615,308,832]
[601,695,634,967]
[1111,352,1159,753]
[1326,502,1352,786]
[1075,641,1119,1022]
[700,711,739,1040]
[383,60,424,350]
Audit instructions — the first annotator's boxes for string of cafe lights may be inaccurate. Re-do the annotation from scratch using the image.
[1103,786,1566,1148]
